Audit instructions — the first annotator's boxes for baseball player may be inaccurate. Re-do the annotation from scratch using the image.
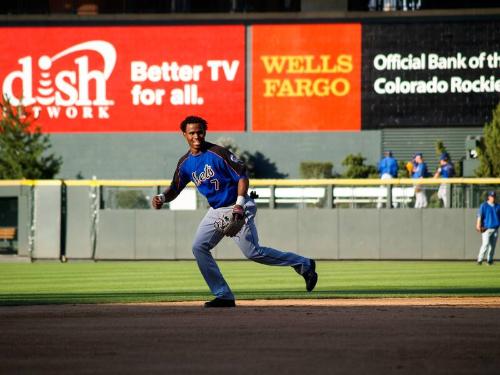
[376,150,398,208]
[412,153,428,208]
[152,116,318,307]
[433,152,455,208]
[476,191,500,265]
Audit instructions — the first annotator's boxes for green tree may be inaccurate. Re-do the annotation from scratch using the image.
[216,137,287,178]
[435,140,446,157]
[476,102,500,177]
[299,161,333,178]
[113,190,149,209]
[0,97,62,179]
[341,153,378,178]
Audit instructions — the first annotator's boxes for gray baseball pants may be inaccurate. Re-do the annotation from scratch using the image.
[192,197,313,300]
[477,228,498,264]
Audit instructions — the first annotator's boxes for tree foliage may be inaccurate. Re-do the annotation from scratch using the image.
[341,153,378,178]
[476,102,500,177]
[0,97,62,179]
[299,161,333,179]
[216,137,287,178]
[113,190,149,209]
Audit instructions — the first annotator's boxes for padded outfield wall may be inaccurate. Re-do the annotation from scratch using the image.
[0,13,496,179]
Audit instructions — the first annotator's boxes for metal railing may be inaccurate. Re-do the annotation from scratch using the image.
[1,178,500,209]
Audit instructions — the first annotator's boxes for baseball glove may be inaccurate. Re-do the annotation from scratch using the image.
[223,205,245,237]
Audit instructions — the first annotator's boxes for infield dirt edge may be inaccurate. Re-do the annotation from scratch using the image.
[128,297,500,308]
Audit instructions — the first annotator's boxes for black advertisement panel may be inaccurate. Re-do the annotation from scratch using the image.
[362,21,500,129]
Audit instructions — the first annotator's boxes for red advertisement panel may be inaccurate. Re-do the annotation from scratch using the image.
[252,24,361,132]
[0,26,245,132]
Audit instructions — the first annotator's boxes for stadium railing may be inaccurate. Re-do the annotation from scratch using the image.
[64,178,500,209]
[1,178,500,209]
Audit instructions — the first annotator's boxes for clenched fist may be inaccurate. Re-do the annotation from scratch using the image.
[152,194,165,209]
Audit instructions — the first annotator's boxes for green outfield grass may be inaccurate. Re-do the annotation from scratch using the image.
[0,261,499,305]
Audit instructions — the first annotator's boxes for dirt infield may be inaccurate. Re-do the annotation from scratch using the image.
[1,298,500,375]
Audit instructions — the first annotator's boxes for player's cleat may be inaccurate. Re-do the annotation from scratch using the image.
[303,259,318,292]
[487,261,494,266]
[204,298,236,308]
[477,261,483,265]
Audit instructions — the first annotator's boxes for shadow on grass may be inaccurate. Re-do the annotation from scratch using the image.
[1,287,500,306]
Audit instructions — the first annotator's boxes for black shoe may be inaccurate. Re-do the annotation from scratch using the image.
[477,261,483,265]
[303,260,318,292]
[487,261,494,266]
[204,298,236,308]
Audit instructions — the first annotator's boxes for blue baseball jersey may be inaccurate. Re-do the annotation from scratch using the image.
[477,202,500,229]
[412,162,428,178]
[378,156,398,177]
[170,142,247,209]
[438,162,455,178]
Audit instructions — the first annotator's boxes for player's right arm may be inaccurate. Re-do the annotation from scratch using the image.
[476,204,484,232]
[152,154,190,209]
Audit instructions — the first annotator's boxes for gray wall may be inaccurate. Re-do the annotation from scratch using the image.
[76,208,481,261]
[31,185,61,259]
[0,184,485,261]
[50,131,382,180]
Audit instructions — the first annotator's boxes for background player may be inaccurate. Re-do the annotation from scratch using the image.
[376,150,398,208]
[412,153,428,208]
[433,152,455,208]
[152,115,318,307]
[476,191,500,265]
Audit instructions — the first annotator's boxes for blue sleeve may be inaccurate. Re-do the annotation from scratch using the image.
[390,159,398,176]
[413,164,423,178]
[477,204,484,218]
[170,157,189,194]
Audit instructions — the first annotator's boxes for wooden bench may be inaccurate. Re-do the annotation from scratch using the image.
[0,227,16,249]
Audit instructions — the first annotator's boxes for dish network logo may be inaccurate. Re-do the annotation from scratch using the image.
[2,40,116,120]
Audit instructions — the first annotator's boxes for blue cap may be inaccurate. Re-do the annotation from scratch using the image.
[439,152,449,161]
[487,191,496,197]
[415,152,423,157]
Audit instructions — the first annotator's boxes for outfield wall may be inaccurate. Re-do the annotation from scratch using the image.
[1,180,490,261]
[84,208,480,261]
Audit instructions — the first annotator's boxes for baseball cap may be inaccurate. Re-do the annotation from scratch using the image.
[415,152,423,157]
[487,191,496,197]
[439,152,449,161]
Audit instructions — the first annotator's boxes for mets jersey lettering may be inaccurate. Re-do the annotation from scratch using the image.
[192,164,215,186]
[170,142,247,208]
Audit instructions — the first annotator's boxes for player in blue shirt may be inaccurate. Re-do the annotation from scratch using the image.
[434,152,455,208]
[476,191,500,265]
[377,151,398,208]
[412,153,428,208]
[152,116,318,307]
[378,150,398,178]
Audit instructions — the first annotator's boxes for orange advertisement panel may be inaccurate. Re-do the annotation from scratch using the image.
[252,24,361,132]
[0,26,244,132]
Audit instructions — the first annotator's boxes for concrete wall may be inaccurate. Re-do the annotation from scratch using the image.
[1,184,483,261]
[81,208,481,261]
[31,185,61,259]
[50,131,382,180]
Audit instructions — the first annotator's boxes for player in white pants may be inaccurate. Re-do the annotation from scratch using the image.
[476,191,500,265]
[434,152,455,208]
[376,151,398,208]
[412,153,428,208]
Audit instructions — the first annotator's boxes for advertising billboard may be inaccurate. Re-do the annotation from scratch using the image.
[362,21,500,129]
[0,26,245,132]
[252,24,362,132]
